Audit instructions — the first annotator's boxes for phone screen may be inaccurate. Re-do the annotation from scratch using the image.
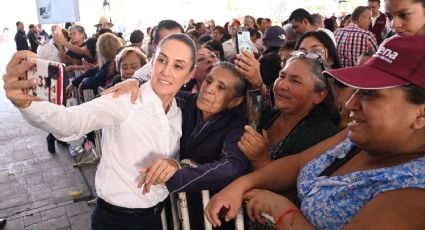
[236,30,251,54]
[246,89,262,131]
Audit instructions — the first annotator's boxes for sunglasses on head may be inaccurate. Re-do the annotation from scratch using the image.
[290,50,326,71]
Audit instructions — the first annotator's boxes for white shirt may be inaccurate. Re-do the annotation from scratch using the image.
[20,82,182,208]
[132,59,153,81]
[37,40,61,63]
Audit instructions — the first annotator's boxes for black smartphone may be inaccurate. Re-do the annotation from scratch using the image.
[235,30,252,54]
[246,89,262,132]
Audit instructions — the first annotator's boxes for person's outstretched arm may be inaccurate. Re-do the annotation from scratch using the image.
[3,51,134,141]
[204,129,347,226]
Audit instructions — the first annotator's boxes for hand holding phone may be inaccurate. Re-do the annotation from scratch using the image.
[25,58,65,105]
[236,30,252,54]
[246,89,262,131]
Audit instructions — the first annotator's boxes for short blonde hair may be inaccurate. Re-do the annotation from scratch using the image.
[115,46,147,72]
[97,33,124,65]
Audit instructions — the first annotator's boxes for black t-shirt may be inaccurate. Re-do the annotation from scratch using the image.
[66,43,86,61]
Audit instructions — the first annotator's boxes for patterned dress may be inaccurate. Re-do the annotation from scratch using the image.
[298,137,425,229]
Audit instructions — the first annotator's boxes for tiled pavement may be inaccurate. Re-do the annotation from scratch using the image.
[0,42,96,230]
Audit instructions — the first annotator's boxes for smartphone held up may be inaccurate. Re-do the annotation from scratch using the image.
[236,30,252,54]
[246,89,262,132]
[25,58,66,105]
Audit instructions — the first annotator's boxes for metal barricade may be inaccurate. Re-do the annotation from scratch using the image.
[162,158,277,230]
[68,89,102,169]
[166,159,245,230]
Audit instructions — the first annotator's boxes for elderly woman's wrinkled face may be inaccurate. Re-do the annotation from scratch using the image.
[70,29,84,44]
[385,0,425,35]
[151,39,193,99]
[194,47,219,84]
[273,60,326,115]
[346,87,423,151]
[120,51,143,80]
[197,67,242,120]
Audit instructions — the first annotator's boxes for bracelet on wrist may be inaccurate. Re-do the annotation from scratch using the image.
[275,207,301,229]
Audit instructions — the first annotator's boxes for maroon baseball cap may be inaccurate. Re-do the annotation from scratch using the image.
[230,19,241,26]
[324,35,425,89]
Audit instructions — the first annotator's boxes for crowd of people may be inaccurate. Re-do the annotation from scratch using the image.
[3,0,425,229]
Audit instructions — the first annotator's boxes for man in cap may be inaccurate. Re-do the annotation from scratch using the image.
[95,16,114,31]
[259,25,286,88]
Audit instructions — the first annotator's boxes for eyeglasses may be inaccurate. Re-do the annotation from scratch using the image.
[290,50,326,71]
[299,48,325,56]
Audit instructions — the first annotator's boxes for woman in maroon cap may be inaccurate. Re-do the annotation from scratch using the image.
[205,35,425,230]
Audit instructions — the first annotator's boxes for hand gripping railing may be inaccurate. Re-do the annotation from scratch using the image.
[173,159,245,230]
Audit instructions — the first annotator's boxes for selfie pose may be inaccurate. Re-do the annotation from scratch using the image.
[103,60,255,229]
[3,33,196,230]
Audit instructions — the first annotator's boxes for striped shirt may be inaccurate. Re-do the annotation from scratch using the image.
[335,23,378,67]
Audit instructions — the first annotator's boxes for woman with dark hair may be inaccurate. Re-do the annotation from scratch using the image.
[222,21,231,41]
[198,34,213,46]
[235,47,340,229]
[102,61,254,229]
[324,17,338,32]
[140,62,251,229]
[237,50,340,170]
[4,33,198,230]
[295,30,341,69]
[180,45,220,93]
[295,30,354,128]
[384,0,425,35]
[204,40,225,61]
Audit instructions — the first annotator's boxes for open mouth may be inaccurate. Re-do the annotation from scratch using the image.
[206,65,214,73]
[158,79,171,85]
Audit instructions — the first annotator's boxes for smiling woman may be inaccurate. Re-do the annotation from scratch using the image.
[2,33,197,230]
[238,53,340,171]
[205,34,425,230]
[137,62,251,229]
[109,46,147,87]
